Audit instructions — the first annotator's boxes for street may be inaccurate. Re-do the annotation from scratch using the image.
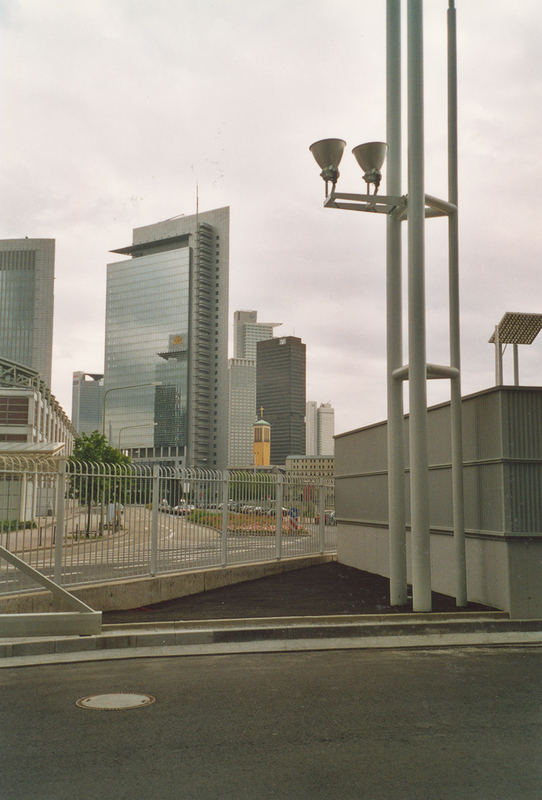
[1,506,336,593]
[2,646,542,799]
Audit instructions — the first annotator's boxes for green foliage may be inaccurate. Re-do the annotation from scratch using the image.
[69,432,132,532]
[2,520,37,533]
[70,431,131,467]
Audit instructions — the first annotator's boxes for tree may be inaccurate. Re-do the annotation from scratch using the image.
[69,431,131,535]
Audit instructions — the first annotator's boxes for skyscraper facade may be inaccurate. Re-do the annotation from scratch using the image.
[305,400,317,455]
[71,372,104,435]
[256,336,306,465]
[228,357,256,466]
[228,311,281,466]
[233,310,280,359]
[104,207,229,467]
[0,238,54,386]
[305,400,335,456]
[317,402,335,455]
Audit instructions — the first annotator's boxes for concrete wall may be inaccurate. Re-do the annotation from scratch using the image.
[335,386,542,618]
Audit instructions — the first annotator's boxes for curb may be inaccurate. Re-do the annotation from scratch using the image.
[3,612,542,668]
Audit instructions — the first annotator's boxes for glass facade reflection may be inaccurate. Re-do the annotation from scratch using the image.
[0,239,54,386]
[105,248,190,453]
[104,207,230,467]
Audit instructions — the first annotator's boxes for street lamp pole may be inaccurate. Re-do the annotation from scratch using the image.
[118,423,158,450]
[386,0,407,606]
[310,0,466,612]
[407,0,431,612]
[102,382,161,441]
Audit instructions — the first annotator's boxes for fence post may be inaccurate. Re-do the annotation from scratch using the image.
[54,458,66,584]
[221,471,229,566]
[318,482,326,554]
[275,474,283,560]
[150,464,159,576]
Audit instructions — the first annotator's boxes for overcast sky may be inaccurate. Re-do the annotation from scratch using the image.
[1,0,541,436]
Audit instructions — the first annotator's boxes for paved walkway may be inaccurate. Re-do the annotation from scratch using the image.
[103,561,493,624]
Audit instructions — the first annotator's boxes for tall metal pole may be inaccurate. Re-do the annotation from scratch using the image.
[386,0,407,606]
[494,326,503,384]
[407,0,432,611]
[513,344,519,385]
[447,0,467,606]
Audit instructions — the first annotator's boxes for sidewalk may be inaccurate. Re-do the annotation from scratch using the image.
[103,561,494,624]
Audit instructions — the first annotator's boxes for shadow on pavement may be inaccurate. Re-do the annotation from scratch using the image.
[103,561,494,624]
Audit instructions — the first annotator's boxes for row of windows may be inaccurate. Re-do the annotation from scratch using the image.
[0,397,29,424]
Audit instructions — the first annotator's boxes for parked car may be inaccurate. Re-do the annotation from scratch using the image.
[315,510,336,525]
[173,504,195,516]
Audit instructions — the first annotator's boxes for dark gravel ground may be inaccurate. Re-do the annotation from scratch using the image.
[103,561,494,623]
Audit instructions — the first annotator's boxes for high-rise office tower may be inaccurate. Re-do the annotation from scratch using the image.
[317,402,335,455]
[228,311,281,466]
[233,310,280,359]
[71,372,104,435]
[306,400,335,456]
[256,336,306,465]
[228,357,256,466]
[104,207,229,467]
[305,400,317,455]
[0,238,54,386]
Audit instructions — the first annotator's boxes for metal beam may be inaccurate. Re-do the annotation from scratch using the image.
[0,545,97,614]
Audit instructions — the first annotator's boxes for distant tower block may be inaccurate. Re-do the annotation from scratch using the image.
[253,408,271,466]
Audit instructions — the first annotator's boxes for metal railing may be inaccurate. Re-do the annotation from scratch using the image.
[0,456,335,596]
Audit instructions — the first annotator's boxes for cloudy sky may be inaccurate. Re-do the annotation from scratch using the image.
[1,0,541,436]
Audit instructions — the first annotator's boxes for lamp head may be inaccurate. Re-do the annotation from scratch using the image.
[352,142,388,194]
[309,138,346,195]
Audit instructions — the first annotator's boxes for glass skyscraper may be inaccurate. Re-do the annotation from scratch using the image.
[71,372,104,435]
[0,238,54,386]
[104,207,229,468]
[233,310,280,360]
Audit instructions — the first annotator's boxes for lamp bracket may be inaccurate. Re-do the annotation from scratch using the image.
[323,192,456,219]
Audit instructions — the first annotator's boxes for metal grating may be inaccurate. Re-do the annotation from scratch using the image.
[489,312,542,345]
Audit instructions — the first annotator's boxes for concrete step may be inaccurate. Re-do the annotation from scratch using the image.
[4,612,542,668]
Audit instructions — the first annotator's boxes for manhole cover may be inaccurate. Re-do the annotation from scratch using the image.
[76,693,155,710]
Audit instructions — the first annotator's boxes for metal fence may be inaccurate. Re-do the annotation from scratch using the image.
[0,456,335,596]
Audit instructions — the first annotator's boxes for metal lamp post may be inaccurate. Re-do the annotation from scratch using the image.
[102,382,162,441]
[118,423,158,450]
[310,0,466,611]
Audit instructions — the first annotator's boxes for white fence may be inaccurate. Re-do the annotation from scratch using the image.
[0,457,335,596]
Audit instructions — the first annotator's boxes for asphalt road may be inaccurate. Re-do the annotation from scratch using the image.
[3,647,542,799]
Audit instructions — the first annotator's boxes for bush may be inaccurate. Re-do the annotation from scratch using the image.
[2,520,37,533]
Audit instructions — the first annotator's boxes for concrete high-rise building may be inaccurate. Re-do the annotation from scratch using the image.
[228,357,256,466]
[306,400,335,456]
[72,372,104,435]
[256,336,306,465]
[317,402,335,455]
[104,207,229,467]
[0,238,54,386]
[228,310,281,466]
[233,310,280,360]
[305,401,317,455]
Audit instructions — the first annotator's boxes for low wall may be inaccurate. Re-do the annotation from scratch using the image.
[335,386,542,618]
[0,554,336,614]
